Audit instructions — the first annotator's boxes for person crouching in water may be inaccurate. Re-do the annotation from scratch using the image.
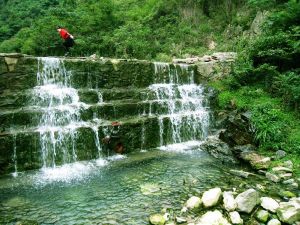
[57,26,75,56]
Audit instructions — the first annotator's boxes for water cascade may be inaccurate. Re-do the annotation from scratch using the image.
[33,58,84,167]
[0,55,211,174]
[148,62,210,147]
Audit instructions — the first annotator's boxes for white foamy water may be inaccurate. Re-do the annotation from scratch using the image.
[149,63,210,146]
[159,141,204,153]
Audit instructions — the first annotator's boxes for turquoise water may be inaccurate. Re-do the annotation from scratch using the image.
[0,148,286,225]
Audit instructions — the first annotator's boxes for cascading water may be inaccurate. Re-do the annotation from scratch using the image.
[150,62,210,147]
[33,58,87,167]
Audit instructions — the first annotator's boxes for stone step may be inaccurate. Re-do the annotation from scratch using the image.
[0,116,160,174]
[1,56,197,92]
[0,112,209,174]
[0,98,209,130]
[0,84,206,109]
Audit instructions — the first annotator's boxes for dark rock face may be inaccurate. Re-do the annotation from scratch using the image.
[201,135,238,163]
[218,110,254,147]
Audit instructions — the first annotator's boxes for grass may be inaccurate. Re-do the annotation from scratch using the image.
[209,80,300,176]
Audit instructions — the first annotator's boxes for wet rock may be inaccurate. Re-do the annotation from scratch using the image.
[186,196,202,209]
[282,160,293,170]
[196,210,230,225]
[240,151,271,170]
[282,179,299,188]
[176,217,187,224]
[235,189,260,213]
[218,110,254,147]
[260,197,279,213]
[275,150,286,159]
[229,211,243,224]
[279,190,296,199]
[140,183,161,195]
[266,172,281,183]
[267,219,281,225]
[229,169,255,178]
[149,214,166,225]
[202,187,222,208]
[200,136,237,163]
[277,197,300,224]
[278,173,293,180]
[272,167,293,174]
[223,191,237,212]
[255,209,269,223]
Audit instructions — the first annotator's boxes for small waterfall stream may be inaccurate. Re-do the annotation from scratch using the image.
[33,58,90,167]
[150,62,210,147]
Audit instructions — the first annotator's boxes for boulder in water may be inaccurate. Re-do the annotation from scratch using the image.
[202,187,222,208]
[235,189,260,213]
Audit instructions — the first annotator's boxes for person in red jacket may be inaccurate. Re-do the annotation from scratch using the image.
[57,26,75,56]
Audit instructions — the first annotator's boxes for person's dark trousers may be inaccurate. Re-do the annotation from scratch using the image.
[63,37,75,54]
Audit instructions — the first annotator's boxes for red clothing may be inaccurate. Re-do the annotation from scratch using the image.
[59,29,70,40]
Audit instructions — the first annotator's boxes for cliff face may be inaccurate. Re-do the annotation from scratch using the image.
[0,53,234,174]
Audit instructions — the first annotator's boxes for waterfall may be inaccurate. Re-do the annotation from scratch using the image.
[12,135,18,177]
[152,63,210,146]
[33,58,95,168]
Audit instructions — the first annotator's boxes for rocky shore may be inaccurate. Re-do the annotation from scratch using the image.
[149,186,299,225]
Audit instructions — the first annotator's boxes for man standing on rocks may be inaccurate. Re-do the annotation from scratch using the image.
[57,26,75,56]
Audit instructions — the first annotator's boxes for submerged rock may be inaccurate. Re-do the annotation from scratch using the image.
[140,183,161,195]
[196,210,230,225]
[223,191,237,212]
[277,197,300,224]
[202,187,222,208]
[260,197,279,213]
[149,214,166,225]
[235,189,260,213]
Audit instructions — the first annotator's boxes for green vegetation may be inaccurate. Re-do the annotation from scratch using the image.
[0,0,255,59]
[210,0,300,172]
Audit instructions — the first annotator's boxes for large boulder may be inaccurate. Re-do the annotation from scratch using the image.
[201,136,237,163]
[218,110,254,147]
[223,191,237,212]
[202,188,222,208]
[235,189,260,213]
[260,197,279,213]
[196,210,231,225]
[277,197,300,224]
[240,151,271,170]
